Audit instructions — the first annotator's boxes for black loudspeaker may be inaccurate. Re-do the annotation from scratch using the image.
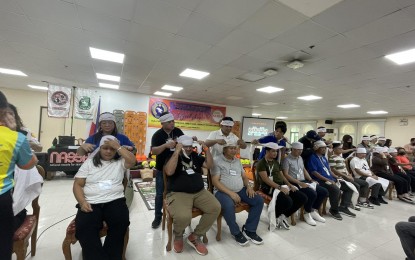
[325,120,333,124]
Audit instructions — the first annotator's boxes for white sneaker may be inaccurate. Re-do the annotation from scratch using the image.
[304,213,316,226]
[280,215,290,230]
[310,210,326,223]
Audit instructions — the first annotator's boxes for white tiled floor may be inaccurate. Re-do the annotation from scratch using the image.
[14,176,411,260]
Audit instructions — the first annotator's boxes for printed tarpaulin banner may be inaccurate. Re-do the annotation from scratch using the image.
[148,97,226,131]
[47,85,72,118]
[74,88,96,119]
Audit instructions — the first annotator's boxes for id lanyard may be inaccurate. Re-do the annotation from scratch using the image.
[296,158,304,180]
[318,156,330,176]
[266,160,274,179]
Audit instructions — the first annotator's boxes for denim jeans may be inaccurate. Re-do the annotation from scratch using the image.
[154,170,164,220]
[215,187,263,236]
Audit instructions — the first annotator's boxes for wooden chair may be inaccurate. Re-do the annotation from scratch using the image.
[207,171,250,241]
[12,165,45,260]
[62,220,129,260]
[252,163,304,225]
[388,181,395,200]
[62,176,130,260]
[161,170,208,251]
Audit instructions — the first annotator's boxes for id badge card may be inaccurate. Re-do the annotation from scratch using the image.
[98,180,112,190]
[268,175,273,181]
[229,170,237,176]
[186,169,195,175]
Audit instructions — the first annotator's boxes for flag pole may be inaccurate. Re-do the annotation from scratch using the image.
[70,86,76,136]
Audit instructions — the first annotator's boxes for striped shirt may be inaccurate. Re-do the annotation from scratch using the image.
[0,126,34,195]
[329,154,348,175]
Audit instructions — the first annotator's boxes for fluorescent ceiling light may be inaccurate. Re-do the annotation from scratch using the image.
[297,95,322,101]
[96,73,120,82]
[161,85,183,92]
[245,105,259,108]
[256,86,284,93]
[337,104,360,109]
[179,68,210,79]
[154,91,172,97]
[89,47,125,63]
[367,110,388,115]
[276,116,287,119]
[385,48,415,65]
[226,96,243,100]
[0,68,27,76]
[28,85,48,90]
[252,113,262,116]
[99,82,119,89]
[261,102,278,106]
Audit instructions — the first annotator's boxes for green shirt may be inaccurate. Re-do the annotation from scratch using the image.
[256,158,284,189]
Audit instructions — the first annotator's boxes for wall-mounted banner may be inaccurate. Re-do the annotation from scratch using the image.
[148,97,226,131]
[47,85,72,118]
[74,88,96,119]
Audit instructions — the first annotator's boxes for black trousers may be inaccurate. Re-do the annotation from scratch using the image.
[274,190,307,218]
[291,182,329,212]
[319,181,353,211]
[351,178,369,198]
[75,198,130,260]
[358,177,384,198]
[396,172,415,192]
[376,172,408,195]
[0,191,14,260]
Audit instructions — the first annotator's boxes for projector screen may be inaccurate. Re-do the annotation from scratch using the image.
[241,117,275,143]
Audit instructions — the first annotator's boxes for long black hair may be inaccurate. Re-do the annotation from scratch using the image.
[92,146,121,167]
[342,134,353,149]
[8,104,24,132]
[93,112,118,144]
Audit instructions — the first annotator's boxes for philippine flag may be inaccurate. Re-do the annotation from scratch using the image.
[88,96,101,136]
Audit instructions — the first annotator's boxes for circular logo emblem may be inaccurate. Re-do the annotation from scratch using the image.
[51,91,69,106]
[212,110,223,123]
[151,101,168,118]
[79,96,91,110]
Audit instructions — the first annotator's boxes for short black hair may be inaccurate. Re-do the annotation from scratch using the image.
[0,91,8,109]
[274,121,287,133]
[317,126,325,129]
[411,138,415,142]
[221,116,234,122]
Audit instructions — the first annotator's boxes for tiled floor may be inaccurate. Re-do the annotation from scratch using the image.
[14,175,411,260]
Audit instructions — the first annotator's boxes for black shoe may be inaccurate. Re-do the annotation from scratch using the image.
[151,218,161,229]
[369,197,381,206]
[234,232,249,246]
[378,196,388,204]
[329,209,343,220]
[339,206,356,218]
[242,225,263,245]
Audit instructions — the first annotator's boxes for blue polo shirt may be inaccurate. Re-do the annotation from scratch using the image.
[257,133,286,160]
[307,153,336,182]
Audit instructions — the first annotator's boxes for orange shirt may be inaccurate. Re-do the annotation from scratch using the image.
[396,155,412,170]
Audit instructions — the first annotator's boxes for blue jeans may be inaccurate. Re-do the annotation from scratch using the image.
[154,170,164,220]
[215,187,263,236]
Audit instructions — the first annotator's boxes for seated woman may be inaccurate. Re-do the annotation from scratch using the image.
[77,112,135,156]
[257,143,307,229]
[73,135,136,260]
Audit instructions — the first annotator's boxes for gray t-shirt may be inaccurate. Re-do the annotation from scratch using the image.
[282,154,306,181]
[211,154,244,192]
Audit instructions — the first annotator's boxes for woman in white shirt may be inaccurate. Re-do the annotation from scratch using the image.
[73,135,136,260]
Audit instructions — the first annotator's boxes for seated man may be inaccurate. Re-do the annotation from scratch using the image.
[371,147,413,204]
[307,141,355,220]
[256,143,307,229]
[329,142,372,209]
[350,148,388,206]
[211,142,264,246]
[164,135,221,256]
[388,148,415,195]
[282,142,328,226]
[395,216,415,260]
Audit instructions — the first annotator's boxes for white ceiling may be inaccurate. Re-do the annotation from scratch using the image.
[1,0,415,120]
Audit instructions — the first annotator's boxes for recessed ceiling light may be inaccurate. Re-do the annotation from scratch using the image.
[256,86,284,93]
[367,110,388,115]
[226,96,243,100]
[179,68,210,79]
[385,48,415,65]
[161,85,183,92]
[96,73,120,82]
[0,68,27,76]
[245,105,259,108]
[337,104,360,109]
[252,113,262,116]
[28,85,48,90]
[297,95,322,101]
[89,47,125,63]
[261,102,278,106]
[276,116,288,119]
[99,82,119,89]
[154,91,172,97]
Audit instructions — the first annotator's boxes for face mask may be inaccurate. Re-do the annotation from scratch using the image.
[399,151,406,155]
